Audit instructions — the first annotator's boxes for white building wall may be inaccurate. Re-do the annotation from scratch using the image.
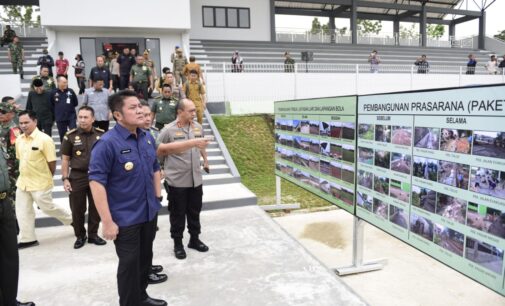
[190,0,271,41]
[39,0,190,30]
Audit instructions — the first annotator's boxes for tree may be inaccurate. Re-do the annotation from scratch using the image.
[400,24,418,39]
[495,30,505,41]
[427,24,445,39]
[1,5,38,26]
[310,17,322,34]
[357,19,382,35]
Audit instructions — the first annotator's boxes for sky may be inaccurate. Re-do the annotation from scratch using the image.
[276,1,504,39]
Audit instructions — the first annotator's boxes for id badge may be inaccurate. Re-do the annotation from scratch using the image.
[66,98,71,104]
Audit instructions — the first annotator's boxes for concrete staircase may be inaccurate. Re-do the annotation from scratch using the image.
[190,39,495,67]
[33,110,257,227]
[0,36,48,96]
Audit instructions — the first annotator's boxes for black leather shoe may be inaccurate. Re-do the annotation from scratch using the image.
[17,301,35,306]
[140,296,167,306]
[88,236,107,246]
[188,239,209,252]
[148,272,168,284]
[174,245,186,259]
[74,236,87,249]
[18,241,39,249]
[151,265,163,273]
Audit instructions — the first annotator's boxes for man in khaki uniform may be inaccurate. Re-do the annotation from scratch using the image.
[151,84,178,130]
[61,106,106,249]
[182,70,206,124]
[129,55,153,100]
[157,99,209,260]
[15,110,72,248]
[183,56,204,84]
[172,48,188,86]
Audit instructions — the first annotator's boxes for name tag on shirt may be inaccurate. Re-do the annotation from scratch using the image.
[121,149,131,154]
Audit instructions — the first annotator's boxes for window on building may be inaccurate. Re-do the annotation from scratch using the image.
[202,6,250,29]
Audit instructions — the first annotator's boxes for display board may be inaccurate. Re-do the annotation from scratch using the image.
[356,84,505,295]
[274,96,357,213]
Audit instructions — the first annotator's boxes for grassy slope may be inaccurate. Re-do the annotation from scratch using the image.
[213,115,331,209]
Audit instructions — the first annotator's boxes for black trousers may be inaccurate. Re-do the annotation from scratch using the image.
[76,76,86,95]
[93,121,110,132]
[37,121,53,137]
[168,185,203,239]
[149,214,158,268]
[56,119,76,143]
[114,218,156,306]
[119,74,129,90]
[0,197,19,306]
[132,82,148,100]
[69,187,100,239]
[112,75,120,92]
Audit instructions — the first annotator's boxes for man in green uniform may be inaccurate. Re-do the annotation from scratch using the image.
[8,36,24,79]
[172,48,188,86]
[129,55,153,100]
[60,106,107,249]
[1,25,16,47]
[0,102,20,204]
[151,84,178,130]
[30,66,56,92]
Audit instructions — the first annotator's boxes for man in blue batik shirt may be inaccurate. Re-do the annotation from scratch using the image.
[89,90,167,306]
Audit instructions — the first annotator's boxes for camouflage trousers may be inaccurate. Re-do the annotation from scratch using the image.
[11,59,23,75]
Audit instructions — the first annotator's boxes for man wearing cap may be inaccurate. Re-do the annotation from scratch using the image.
[8,36,24,79]
[16,110,73,249]
[172,48,188,86]
[0,149,36,306]
[151,84,178,130]
[37,49,54,77]
[129,55,153,100]
[61,106,106,249]
[30,66,55,92]
[117,48,135,90]
[83,77,111,131]
[157,99,210,260]
[0,101,21,205]
[50,76,78,143]
[26,78,54,136]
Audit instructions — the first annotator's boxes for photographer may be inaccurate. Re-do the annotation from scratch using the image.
[415,55,429,74]
[368,49,380,73]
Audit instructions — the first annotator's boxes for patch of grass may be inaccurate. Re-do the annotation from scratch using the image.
[212,114,332,209]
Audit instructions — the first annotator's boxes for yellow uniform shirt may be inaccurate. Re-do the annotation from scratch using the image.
[184,81,205,105]
[16,128,56,191]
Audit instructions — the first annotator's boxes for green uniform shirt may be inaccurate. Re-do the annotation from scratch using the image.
[31,75,56,91]
[8,42,23,61]
[151,98,178,126]
[0,148,9,191]
[130,64,151,83]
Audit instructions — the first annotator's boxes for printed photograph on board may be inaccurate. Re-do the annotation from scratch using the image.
[389,179,411,204]
[342,122,355,140]
[434,224,464,257]
[389,205,408,229]
[330,122,342,138]
[390,153,412,175]
[357,192,373,211]
[440,128,473,154]
[438,161,470,190]
[414,127,440,150]
[392,126,412,146]
[319,121,330,137]
[374,174,390,195]
[413,156,438,182]
[310,139,320,154]
[309,120,320,135]
[469,167,505,200]
[472,131,505,159]
[342,144,355,163]
[358,147,374,165]
[411,185,436,213]
[465,237,504,275]
[358,123,374,140]
[320,159,331,176]
[436,193,467,225]
[341,164,355,184]
[300,120,310,134]
[466,202,505,239]
[358,170,373,190]
[293,120,301,132]
[375,124,391,143]
[320,179,331,195]
[373,198,388,219]
[330,143,343,160]
[374,150,391,169]
[410,213,434,241]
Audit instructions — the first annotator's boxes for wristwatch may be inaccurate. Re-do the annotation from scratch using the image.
[157,196,163,202]
[62,176,69,181]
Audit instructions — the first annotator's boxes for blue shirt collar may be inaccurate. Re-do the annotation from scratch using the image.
[114,122,146,140]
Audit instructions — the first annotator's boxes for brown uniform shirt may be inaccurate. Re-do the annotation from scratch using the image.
[157,119,204,188]
[60,127,104,191]
[182,62,202,77]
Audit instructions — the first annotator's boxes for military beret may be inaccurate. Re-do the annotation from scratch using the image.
[0,102,16,113]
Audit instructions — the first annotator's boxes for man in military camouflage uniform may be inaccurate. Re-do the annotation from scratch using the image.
[0,102,20,204]
[129,55,153,100]
[172,48,188,86]
[151,84,178,130]
[8,36,24,79]
[31,66,56,92]
[1,25,16,47]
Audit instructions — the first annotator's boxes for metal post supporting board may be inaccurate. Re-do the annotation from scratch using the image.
[261,176,301,211]
[334,217,388,276]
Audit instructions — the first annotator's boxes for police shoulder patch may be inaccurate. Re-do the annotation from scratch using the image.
[95,127,105,133]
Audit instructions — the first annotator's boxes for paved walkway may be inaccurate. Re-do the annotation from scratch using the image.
[18,206,366,306]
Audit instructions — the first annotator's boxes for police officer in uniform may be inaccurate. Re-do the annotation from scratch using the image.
[0,150,36,306]
[61,106,106,249]
[129,55,153,100]
[150,84,178,130]
[157,99,210,260]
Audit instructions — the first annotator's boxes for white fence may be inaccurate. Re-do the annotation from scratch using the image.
[276,28,469,48]
[203,63,505,115]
